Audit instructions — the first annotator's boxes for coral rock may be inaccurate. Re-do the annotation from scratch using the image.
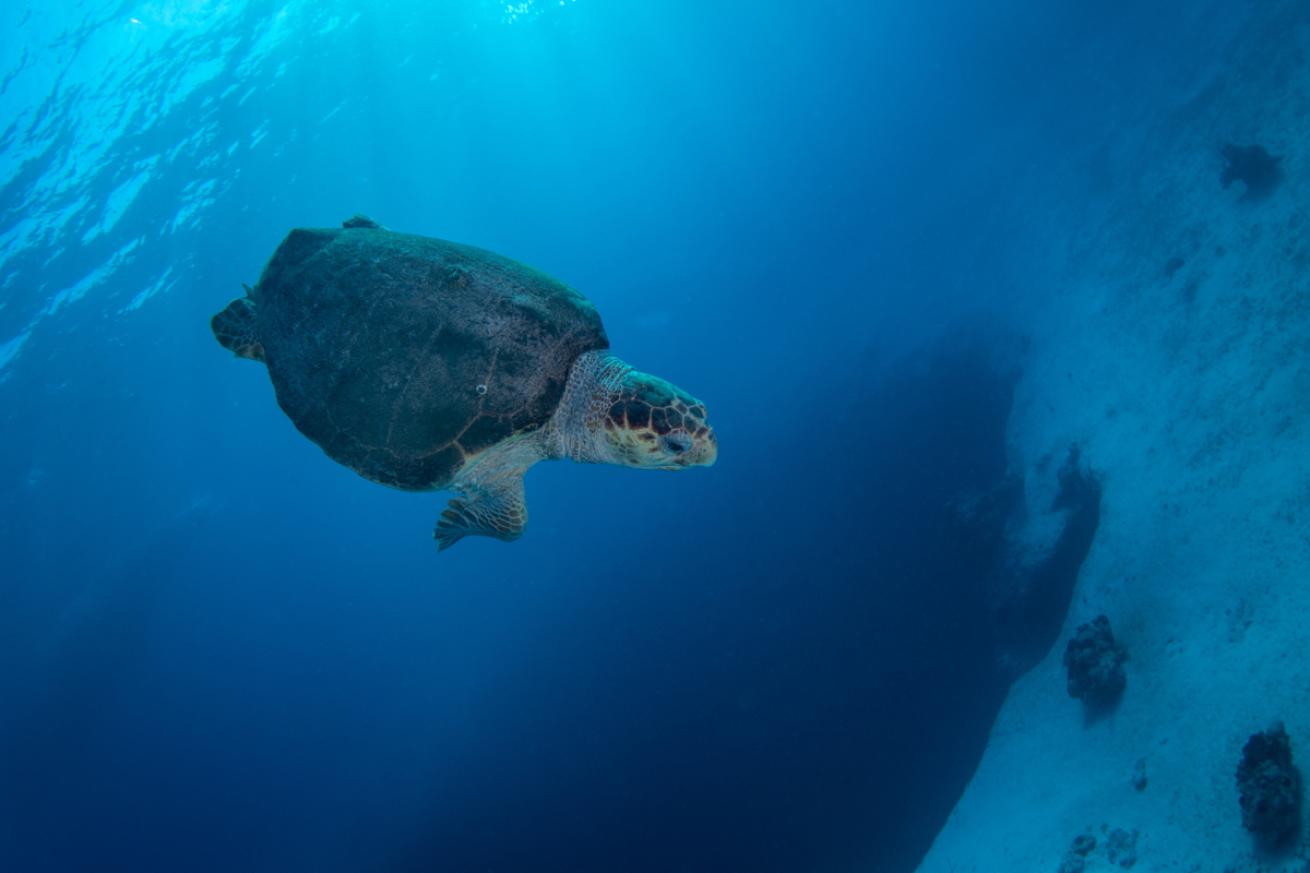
[1236,722,1302,844]
[1063,615,1127,704]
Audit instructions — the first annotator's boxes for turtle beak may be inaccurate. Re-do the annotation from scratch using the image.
[686,428,717,467]
[657,428,716,469]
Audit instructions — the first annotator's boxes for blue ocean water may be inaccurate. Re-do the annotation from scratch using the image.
[0,2,1253,871]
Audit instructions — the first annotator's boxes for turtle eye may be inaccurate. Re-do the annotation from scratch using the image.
[663,433,692,455]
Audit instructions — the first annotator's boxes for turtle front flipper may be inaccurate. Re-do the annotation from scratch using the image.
[434,478,528,551]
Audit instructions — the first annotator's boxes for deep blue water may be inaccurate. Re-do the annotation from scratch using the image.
[0,2,1249,871]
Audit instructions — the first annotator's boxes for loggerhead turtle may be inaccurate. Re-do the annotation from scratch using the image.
[211,216,716,550]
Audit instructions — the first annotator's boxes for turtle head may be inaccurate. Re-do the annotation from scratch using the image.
[598,369,717,470]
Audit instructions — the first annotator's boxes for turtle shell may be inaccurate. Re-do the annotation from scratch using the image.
[251,222,609,490]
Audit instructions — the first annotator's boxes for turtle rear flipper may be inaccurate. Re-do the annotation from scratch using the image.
[211,293,265,361]
[435,478,528,551]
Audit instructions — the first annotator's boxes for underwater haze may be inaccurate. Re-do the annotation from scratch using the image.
[0,2,1252,871]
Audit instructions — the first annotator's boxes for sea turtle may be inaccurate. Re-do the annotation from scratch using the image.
[211,216,717,550]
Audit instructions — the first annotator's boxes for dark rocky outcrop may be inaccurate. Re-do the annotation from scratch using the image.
[1220,143,1283,201]
[1063,615,1126,705]
[990,445,1104,676]
[1236,723,1302,845]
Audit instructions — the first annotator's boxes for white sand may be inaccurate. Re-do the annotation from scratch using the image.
[918,5,1310,872]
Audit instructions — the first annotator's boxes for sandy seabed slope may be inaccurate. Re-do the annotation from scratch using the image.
[919,4,1310,872]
